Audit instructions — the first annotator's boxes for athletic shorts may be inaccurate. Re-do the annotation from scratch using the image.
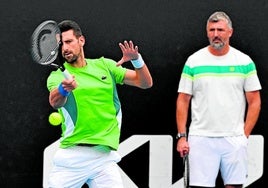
[48,145,123,188]
[188,135,248,187]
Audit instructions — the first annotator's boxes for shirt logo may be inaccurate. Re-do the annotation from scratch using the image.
[229,66,235,72]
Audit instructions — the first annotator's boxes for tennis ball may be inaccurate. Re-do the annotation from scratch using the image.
[48,112,62,126]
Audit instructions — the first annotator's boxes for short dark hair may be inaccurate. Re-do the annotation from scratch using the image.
[58,20,83,37]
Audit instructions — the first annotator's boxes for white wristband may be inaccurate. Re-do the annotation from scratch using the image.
[131,54,145,69]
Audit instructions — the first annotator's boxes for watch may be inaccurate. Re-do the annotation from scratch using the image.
[176,133,187,139]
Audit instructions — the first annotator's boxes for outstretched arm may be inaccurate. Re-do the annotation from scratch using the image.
[117,40,153,89]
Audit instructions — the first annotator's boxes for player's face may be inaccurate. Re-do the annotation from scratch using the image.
[207,20,233,50]
[61,30,84,64]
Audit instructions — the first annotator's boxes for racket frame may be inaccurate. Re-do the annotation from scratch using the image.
[30,20,71,79]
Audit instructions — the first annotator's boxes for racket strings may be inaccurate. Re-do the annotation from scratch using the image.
[31,21,61,65]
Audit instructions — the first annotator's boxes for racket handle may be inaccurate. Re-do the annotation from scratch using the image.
[62,69,72,80]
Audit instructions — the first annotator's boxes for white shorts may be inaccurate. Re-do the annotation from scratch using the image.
[188,135,248,187]
[48,145,123,188]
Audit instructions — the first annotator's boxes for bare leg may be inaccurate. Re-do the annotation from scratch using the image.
[225,185,242,188]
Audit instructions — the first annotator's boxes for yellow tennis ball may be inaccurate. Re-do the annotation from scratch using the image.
[48,112,62,126]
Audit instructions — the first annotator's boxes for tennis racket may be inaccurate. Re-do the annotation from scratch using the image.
[30,20,71,79]
[183,154,190,188]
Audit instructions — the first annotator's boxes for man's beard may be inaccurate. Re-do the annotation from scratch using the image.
[65,55,78,64]
[210,37,225,50]
[211,42,224,50]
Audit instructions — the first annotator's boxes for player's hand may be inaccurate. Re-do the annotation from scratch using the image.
[177,138,189,158]
[61,75,77,92]
[116,40,139,66]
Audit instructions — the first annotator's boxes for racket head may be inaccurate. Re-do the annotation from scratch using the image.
[30,20,61,66]
[183,155,190,188]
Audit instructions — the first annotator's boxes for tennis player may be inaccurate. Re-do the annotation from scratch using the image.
[47,20,153,188]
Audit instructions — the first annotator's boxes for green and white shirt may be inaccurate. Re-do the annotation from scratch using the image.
[178,46,261,137]
[47,57,127,149]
